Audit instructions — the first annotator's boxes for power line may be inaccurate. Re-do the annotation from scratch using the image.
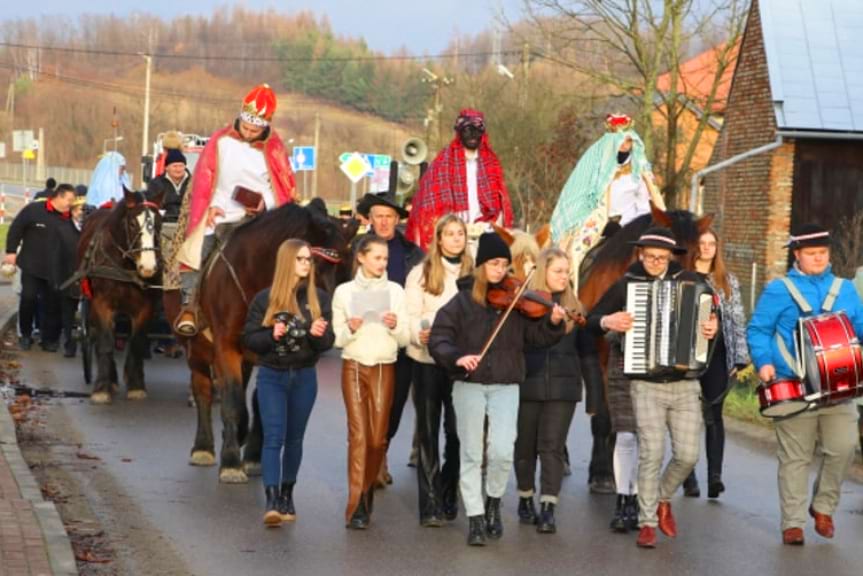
[0,41,521,64]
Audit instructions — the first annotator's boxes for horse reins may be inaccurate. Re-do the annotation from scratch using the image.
[118,201,162,262]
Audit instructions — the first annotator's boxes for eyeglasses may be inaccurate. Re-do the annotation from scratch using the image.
[642,254,670,264]
[296,256,312,263]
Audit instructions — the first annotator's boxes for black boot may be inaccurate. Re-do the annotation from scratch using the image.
[707,475,725,499]
[518,496,538,525]
[263,486,282,527]
[623,495,640,531]
[683,471,701,498]
[537,502,556,534]
[278,482,296,521]
[609,495,627,533]
[467,515,487,546]
[348,495,369,530]
[485,497,503,539]
[442,488,459,521]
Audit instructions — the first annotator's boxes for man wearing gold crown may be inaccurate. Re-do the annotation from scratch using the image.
[173,84,295,335]
[550,113,666,289]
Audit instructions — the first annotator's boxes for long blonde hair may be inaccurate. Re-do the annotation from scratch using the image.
[471,265,491,307]
[422,214,473,295]
[530,248,582,333]
[263,239,321,325]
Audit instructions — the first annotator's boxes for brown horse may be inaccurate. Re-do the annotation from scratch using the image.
[166,199,357,483]
[77,189,164,404]
[576,204,713,489]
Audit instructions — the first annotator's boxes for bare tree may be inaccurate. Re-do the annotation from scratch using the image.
[518,0,748,207]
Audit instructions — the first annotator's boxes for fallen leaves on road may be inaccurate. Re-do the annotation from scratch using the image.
[75,451,101,461]
[74,549,112,564]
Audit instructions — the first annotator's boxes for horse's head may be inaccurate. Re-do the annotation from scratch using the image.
[305,198,358,294]
[650,204,714,264]
[493,223,552,281]
[122,188,163,279]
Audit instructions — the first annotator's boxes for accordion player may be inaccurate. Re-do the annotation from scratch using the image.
[623,279,716,379]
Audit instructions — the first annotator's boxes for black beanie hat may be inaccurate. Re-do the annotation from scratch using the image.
[475,232,511,267]
[164,148,187,167]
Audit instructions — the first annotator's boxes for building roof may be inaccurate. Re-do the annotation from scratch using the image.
[656,42,739,115]
[760,0,863,132]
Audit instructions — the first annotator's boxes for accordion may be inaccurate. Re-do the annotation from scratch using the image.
[623,280,715,378]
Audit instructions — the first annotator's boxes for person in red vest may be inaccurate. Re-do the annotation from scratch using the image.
[406,109,513,251]
[174,84,295,335]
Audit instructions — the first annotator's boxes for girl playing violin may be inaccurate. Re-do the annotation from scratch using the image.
[428,232,566,547]
[514,247,584,535]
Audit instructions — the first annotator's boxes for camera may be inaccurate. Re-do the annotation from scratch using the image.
[274,312,308,356]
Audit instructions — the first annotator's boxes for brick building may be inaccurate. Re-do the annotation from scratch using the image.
[702,0,863,310]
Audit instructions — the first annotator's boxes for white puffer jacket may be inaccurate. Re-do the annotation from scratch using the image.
[404,258,463,364]
[332,268,409,366]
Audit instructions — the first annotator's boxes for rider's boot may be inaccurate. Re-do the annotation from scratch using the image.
[175,271,199,337]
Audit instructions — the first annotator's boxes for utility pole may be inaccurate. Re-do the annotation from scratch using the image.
[311,112,320,198]
[421,68,453,152]
[141,54,152,160]
[521,43,530,108]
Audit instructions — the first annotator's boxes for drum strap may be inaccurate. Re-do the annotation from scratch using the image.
[774,276,844,378]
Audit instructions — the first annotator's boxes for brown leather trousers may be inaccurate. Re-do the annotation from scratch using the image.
[341,360,395,522]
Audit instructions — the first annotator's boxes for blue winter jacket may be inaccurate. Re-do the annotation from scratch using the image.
[747,265,863,379]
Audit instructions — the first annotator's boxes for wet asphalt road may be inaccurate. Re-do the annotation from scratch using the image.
[19,347,863,576]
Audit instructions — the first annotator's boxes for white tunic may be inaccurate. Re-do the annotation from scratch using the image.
[461,148,482,224]
[208,137,276,233]
[608,168,651,226]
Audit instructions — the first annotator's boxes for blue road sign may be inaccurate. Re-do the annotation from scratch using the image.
[292,146,317,172]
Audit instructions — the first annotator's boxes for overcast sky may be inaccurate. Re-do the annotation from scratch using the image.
[9,0,526,54]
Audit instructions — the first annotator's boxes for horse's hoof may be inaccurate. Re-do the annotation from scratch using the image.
[243,461,262,477]
[90,392,112,405]
[126,390,148,401]
[110,382,120,393]
[189,451,216,467]
[219,468,248,484]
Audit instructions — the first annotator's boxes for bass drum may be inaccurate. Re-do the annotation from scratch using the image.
[757,379,809,419]
[801,312,863,407]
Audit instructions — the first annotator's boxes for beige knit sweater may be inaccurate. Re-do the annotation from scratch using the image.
[404,258,464,364]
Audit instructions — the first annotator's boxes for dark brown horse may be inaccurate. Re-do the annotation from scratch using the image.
[577,205,713,489]
[77,189,164,404]
[166,199,357,483]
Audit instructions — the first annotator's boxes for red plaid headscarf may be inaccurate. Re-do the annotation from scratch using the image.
[406,109,513,250]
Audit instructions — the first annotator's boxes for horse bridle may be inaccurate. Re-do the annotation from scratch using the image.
[118,201,162,263]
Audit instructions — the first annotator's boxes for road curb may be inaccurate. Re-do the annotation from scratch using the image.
[1,308,78,576]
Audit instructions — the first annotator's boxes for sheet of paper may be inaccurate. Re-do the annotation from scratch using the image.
[352,290,390,324]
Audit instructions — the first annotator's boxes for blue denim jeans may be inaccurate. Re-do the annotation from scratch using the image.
[257,365,318,487]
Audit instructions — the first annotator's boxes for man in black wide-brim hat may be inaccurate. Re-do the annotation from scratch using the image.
[353,190,424,487]
[584,226,718,549]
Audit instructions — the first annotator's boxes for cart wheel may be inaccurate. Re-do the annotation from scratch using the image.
[79,300,93,385]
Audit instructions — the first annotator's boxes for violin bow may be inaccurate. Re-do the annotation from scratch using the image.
[471,268,537,373]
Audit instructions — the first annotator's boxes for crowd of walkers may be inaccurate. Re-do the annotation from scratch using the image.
[239,195,831,549]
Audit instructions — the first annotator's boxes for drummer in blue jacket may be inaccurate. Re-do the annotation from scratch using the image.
[747,223,863,546]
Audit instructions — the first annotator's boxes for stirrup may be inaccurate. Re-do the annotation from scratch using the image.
[175,311,198,337]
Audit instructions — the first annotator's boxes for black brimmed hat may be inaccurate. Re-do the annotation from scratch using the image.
[356,191,409,219]
[787,223,831,249]
[629,226,686,255]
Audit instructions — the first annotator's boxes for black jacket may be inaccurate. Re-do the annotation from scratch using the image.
[586,260,712,383]
[146,171,190,222]
[53,219,81,295]
[5,200,76,281]
[429,277,565,385]
[523,316,583,402]
[242,285,335,370]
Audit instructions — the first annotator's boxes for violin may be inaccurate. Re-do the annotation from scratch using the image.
[487,275,586,326]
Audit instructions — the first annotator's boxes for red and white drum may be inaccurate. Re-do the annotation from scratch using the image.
[800,312,863,406]
[757,379,809,419]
